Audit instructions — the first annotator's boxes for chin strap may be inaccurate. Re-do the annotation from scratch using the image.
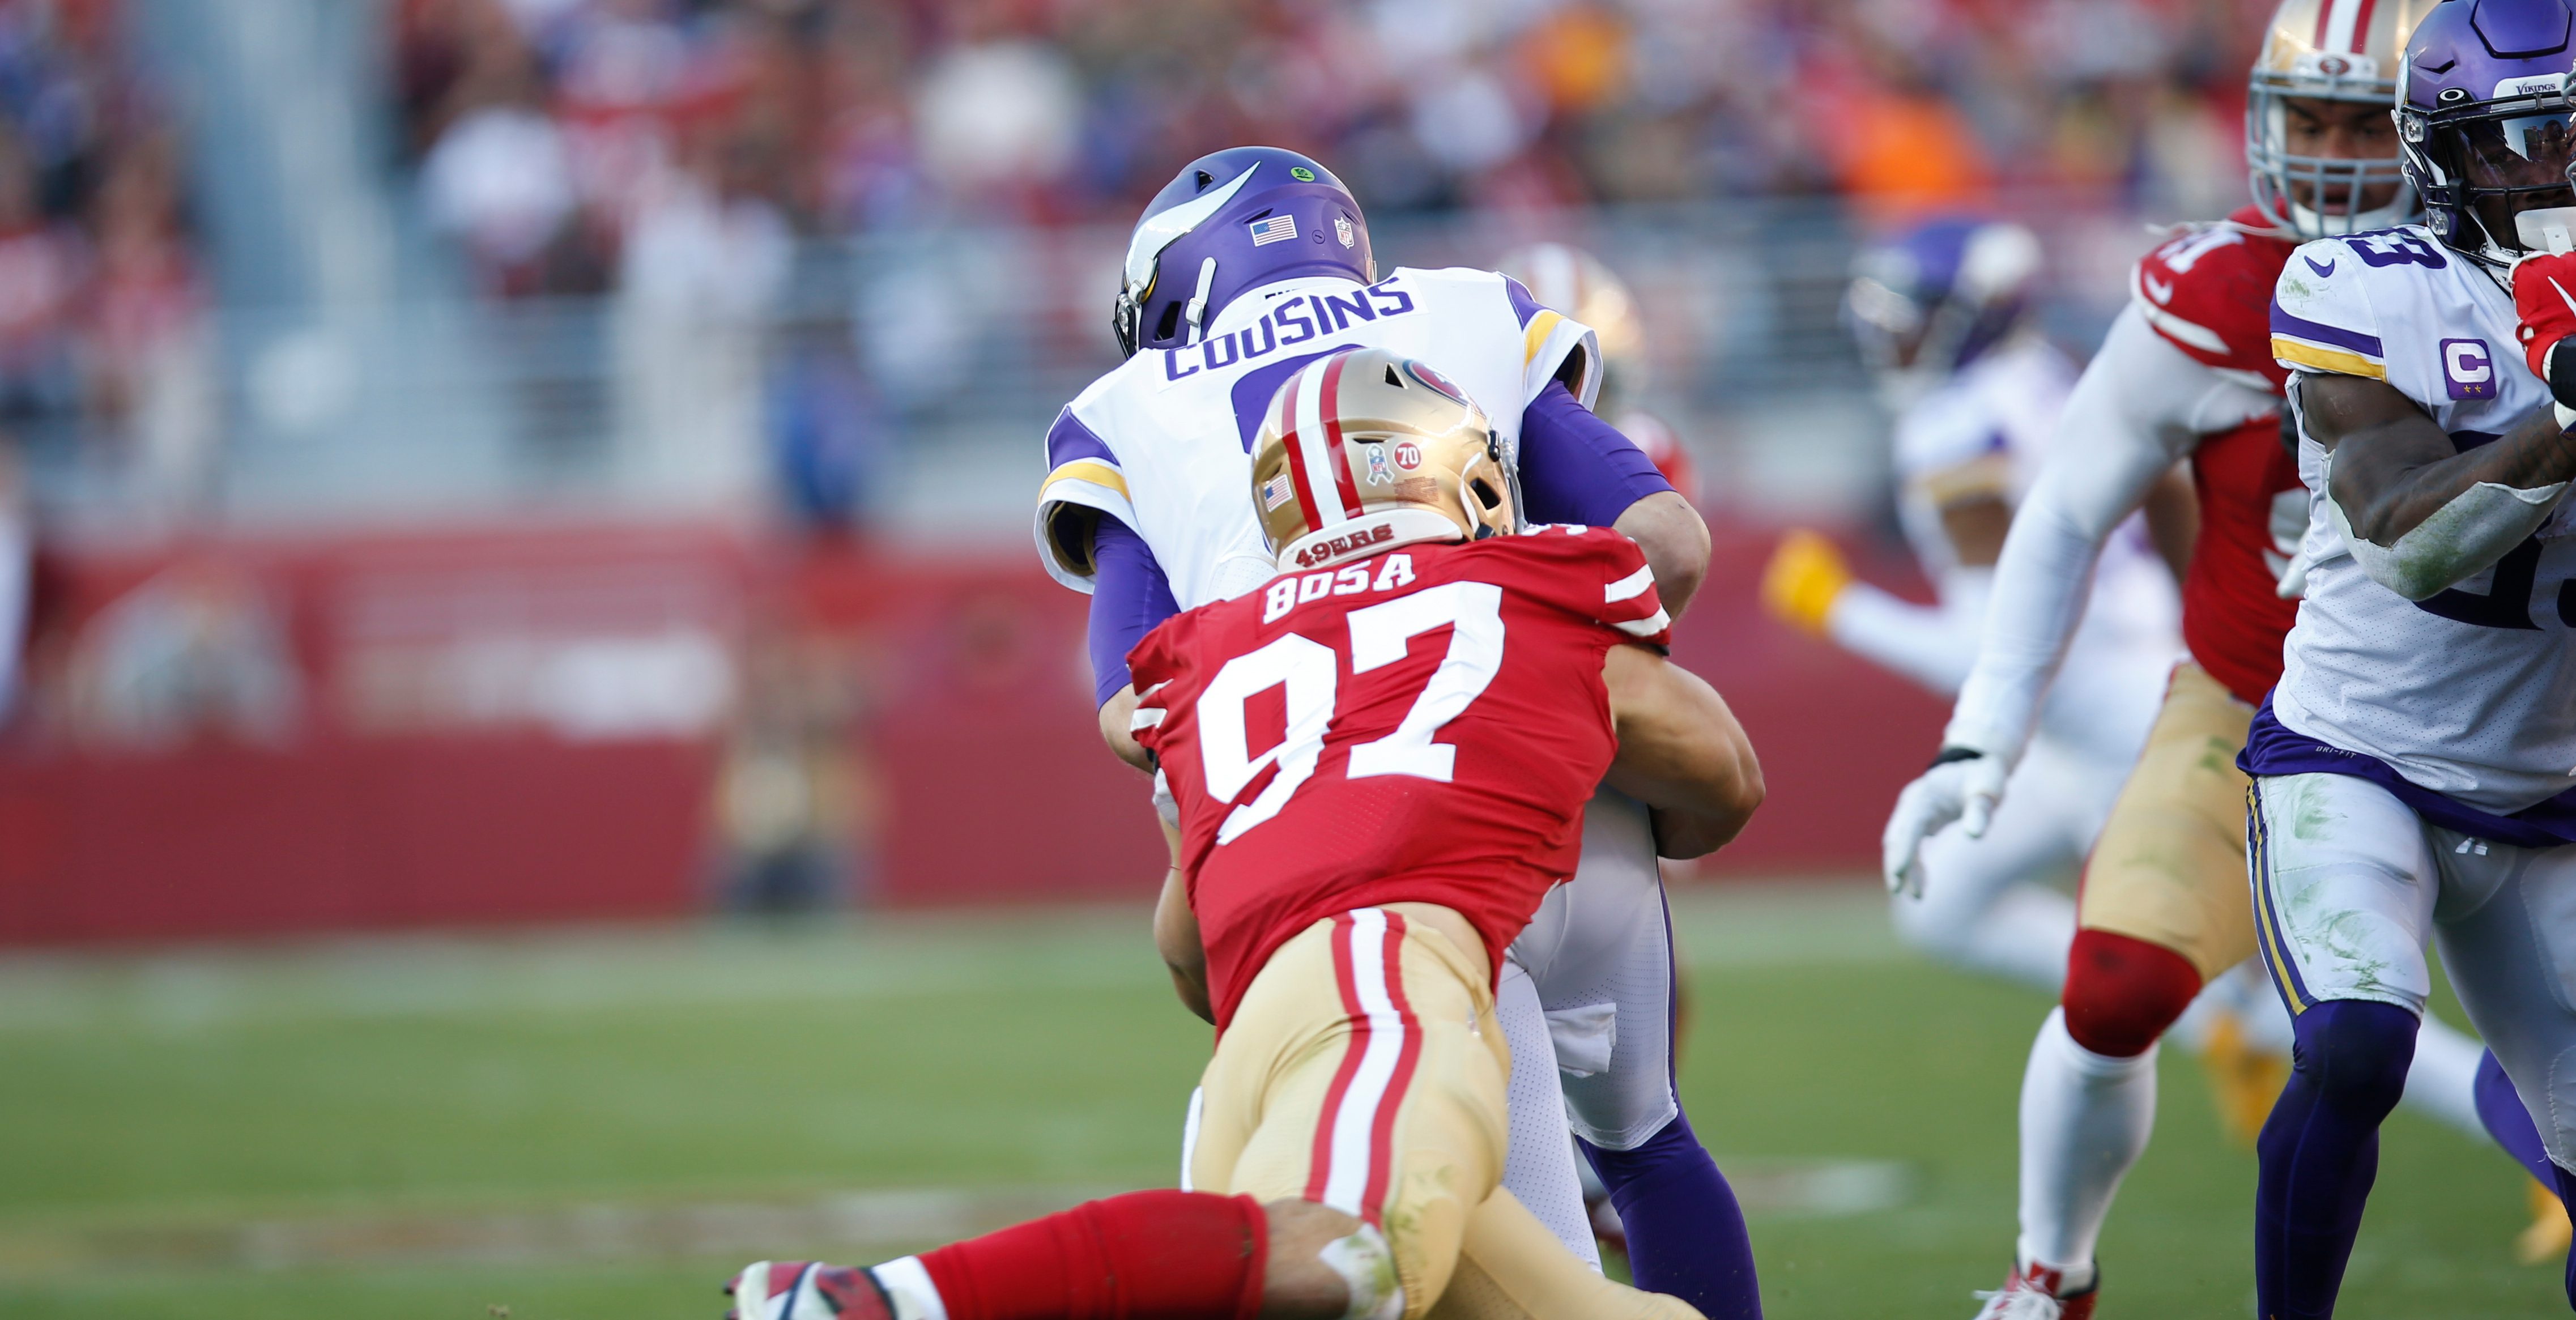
[1184,257,1220,346]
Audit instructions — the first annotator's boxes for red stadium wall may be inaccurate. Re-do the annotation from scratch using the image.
[0,519,1944,946]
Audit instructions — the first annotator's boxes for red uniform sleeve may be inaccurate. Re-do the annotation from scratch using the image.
[1498,526,1672,649]
[2129,208,2296,392]
[1125,611,1191,759]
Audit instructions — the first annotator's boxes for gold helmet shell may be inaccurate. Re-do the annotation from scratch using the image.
[1250,348,1515,572]
[2247,0,2435,237]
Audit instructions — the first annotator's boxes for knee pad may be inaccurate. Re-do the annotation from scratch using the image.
[2060,929,2202,1058]
[2293,999,2417,1119]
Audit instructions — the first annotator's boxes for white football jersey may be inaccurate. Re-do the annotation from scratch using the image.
[2271,224,2576,812]
[1892,334,2181,757]
[1034,267,1599,608]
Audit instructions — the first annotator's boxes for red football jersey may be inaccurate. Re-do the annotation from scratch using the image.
[2129,205,2304,705]
[1130,527,1671,1031]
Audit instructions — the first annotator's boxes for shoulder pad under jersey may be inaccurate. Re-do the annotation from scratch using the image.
[1400,265,1604,412]
[2130,211,2298,394]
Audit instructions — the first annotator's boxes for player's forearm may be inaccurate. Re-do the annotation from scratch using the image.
[2314,385,2574,598]
[1604,655,1763,857]
[1612,491,1709,620]
[1152,851,1214,1024]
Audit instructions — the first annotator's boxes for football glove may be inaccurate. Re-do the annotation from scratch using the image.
[1881,750,2008,897]
[2511,251,2576,420]
[1760,529,1853,635]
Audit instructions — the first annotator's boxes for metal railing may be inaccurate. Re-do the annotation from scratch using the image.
[27,194,2178,537]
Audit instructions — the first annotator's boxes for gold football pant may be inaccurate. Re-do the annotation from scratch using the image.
[2076,659,2259,979]
[1187,908,1702,1320]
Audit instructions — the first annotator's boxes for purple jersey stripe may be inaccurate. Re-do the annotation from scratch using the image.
[2267,302,2384,357]
[1046,407,1118,471]
[1504,275,1546,330]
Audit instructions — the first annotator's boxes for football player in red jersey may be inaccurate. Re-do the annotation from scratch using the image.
[727,348,1762,1320]
[1877,2,2514,1315]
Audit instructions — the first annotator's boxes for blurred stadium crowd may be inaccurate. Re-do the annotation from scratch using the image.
[391,0,2273,300]
[0,0,205,488]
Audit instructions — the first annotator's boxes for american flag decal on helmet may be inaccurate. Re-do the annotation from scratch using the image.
[1248,215,1298,246]
[1262,472,1296,511]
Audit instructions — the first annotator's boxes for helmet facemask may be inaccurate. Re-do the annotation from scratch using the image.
[2404,74,2576,270]
[1250,349,1517,573]
[2248,79,2414,237]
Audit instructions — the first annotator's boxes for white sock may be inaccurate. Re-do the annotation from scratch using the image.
[2400,1013,2487,1140]
[870,1257,950,1320]
[2015,1007,2156,1283]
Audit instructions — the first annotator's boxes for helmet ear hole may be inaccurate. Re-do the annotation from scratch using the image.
[1155,301,1183,343]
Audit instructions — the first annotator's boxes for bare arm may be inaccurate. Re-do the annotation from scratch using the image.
[2142,462,2199,582]
[2302,373,2576,598]
[1602,643,1763,858]
[1098,686,1152,772]
[1613,491,1711,620]
[1149,819,1212,1024]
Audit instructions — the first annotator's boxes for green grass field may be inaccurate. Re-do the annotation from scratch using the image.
[0,883,2556,1318]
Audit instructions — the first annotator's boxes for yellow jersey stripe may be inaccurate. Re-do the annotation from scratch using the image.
[1522,310,1565,368]
[2271,335,2387,381]
[1041,458,1130,502]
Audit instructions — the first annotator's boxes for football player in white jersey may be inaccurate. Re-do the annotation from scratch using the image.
[2247,2,2576,1312]
[1764,217,2185,995]
[1032,147,1757,1318]
[1877,5,2520,1313]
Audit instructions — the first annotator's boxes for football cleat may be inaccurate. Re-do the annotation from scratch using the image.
[726,1261,893,1320]
[2197,1006,2290,1149]
[2518,1177,2573,1267]
[1969,1261,2097,1320]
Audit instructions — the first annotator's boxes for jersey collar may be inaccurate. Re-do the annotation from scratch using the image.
[1210,275,1368,338]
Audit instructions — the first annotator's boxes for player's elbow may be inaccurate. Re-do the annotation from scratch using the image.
[1616,492,1711,618]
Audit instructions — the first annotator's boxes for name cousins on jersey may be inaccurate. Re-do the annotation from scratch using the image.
[1159,280,1420,384]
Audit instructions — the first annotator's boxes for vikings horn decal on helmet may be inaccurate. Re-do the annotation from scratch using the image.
[2248,0,2436,238]
[1845,216,2043,403]
[1112,147,1376,359]
[1250,347,1516,572]
[2398,0,2576,272]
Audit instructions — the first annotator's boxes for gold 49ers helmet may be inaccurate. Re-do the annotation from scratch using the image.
[2247,0,2437,237]
[1250,347,1515,573]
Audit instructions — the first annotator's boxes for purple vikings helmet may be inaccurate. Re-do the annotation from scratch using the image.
[2398,0,2576,269]
[1112,147,1375,359]
[1844,216,2044,399]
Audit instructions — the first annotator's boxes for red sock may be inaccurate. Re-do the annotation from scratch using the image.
[913,1189,1268,1320]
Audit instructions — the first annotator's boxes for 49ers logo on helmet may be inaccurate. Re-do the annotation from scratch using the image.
[1406,361,1468,403]
[1393,441,1423,470]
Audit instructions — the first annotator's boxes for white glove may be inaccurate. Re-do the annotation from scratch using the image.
[1881,752,2010,897]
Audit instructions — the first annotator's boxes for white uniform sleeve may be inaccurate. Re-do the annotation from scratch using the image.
[1828,571,1991,697]
[1033,404,1139,593]
[1941,304,2275,761]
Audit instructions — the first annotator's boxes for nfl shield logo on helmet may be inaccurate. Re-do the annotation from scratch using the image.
[1262,472,1296,511]
[1335,215,1355,248]
[1365,443,1394,486]
[1247,215,1298,247]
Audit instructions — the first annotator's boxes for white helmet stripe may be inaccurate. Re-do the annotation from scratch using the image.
[1123,165,1261,298]
[2321,0,2364,56]
[1294,358,1352,524]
